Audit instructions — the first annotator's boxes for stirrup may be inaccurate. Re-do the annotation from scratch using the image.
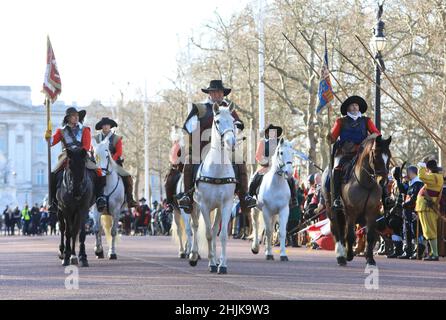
[96,196,107,212]
[332,198,343,211]
[243,195,257,209]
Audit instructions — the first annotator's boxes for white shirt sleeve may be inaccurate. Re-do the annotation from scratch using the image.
[185,115,198,134]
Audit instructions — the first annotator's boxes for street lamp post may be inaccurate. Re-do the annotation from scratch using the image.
[371,3,387,132]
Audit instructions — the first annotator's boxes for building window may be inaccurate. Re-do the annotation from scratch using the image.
[36,169,45,186]
[16,135,24,143]
[0,124,7,155]
[35,138,46,155]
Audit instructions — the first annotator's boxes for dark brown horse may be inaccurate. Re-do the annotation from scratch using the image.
[322,134,392,266]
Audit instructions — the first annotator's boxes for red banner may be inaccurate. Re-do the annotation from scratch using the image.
[42,36,61,103]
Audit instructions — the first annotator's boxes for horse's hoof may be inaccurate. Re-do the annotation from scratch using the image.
[347,253,354,262]
[96,251,104,259]
[280,256,289,262]
[109,254,117,260]
[266,255,274,261]
[198,254,201,260]
[70,257,79,265]
[251,248,259,255]
[337,257,347,266]
[58,253,64,260]
[217,266,227,274]
[209,265,218,273]
[179,253,187,259]
[189,260,198,267]
[62,259,70,267]
[80,259,89,268]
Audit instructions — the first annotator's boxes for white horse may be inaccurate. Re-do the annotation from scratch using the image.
[92,134,126,260]
[194,103,237,274]
[251,138,296,261]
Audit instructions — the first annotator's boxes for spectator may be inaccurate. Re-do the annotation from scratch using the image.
[21,205,31,236]
[30,203,40,235]
[3,205,12,236]
[416,160,443,261]
[12,206,21,235]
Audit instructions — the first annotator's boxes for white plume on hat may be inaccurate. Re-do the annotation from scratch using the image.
[170,126,185,147]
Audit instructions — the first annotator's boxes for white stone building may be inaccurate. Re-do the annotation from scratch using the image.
[0,86,66,209]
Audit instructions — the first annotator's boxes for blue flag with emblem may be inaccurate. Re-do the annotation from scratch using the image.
[316,32,334,114]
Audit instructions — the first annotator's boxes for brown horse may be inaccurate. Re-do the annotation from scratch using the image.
[322,134,392,266]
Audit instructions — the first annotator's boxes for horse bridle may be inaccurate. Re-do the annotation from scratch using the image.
[213,118,235,149]
[276,146,292,177]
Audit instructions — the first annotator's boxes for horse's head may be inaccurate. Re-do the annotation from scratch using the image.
[212,102,236,152]
[66,146,88,197]
[274,137,295,178]
[358,134,392,178]
[93,135,112,174]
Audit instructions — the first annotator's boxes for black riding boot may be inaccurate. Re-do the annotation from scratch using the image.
[95,175,107,212]
[248,173,263,197]
[332,169,343,211]
[178,164,194,213]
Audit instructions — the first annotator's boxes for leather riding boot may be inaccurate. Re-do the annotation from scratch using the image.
[237,164,256,210]
[178,164,194,213]
[123,175,138,208]
[48,172,59,214]
[332,169,343,211]
[164,169,176,206]
[95,175,107,212]
[287,177,298,209]
[248,173,261,197]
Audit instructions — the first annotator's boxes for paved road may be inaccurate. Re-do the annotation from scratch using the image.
[0,235,445,300]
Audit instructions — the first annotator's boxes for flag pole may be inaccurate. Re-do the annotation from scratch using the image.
[46,97,52,206]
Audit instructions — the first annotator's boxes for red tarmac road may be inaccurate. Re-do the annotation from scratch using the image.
[0,235,445,300]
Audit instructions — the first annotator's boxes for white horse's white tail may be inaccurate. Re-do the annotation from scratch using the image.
[101,214,113,247]
[197,213,208,258]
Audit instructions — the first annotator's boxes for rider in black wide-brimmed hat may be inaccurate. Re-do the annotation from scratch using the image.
[94,117,138,208]
[327,95,381,212]
[178,79,256,214]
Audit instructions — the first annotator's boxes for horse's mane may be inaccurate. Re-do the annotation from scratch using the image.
[355,134,379,170]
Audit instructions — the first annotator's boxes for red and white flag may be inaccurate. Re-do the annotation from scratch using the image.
[42,36,62,103]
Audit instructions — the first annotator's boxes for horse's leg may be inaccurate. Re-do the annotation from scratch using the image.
[334,208,347,266]
[263,209,274,260]
[211,209,221,267]
[346,215,356,262]
[184,213,193,256]
[70,213,80,266]
[93,206,104,259]
[62,217,71,266]
[188,206,200,266]
[366,221,378,266]
[79,212,89,267]
[58,212,65,260]
[218,202,232,274]
[109,211,119,260]
[251,208,260,255]
[279,207,290,261]
[174,210,185,258]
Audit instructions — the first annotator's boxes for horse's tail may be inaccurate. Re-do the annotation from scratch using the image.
[101,214,113,247]
[171,209,186,246]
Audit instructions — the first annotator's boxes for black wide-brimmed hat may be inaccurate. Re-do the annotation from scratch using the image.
[264,124,283,139]
[340,96,368,116]
[201,80,231,96]
[426,159,442,173]
[139,197,147,203]
[95,117,118,130]
[63,107,86,125]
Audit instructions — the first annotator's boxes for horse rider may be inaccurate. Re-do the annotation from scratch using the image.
[44,107,107,213]
[164,126,184,211]
[93,117,137,208]
[177,80,256,213]
[416,159,443,261]
[248,124,298,208]
[327,96,381,212]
